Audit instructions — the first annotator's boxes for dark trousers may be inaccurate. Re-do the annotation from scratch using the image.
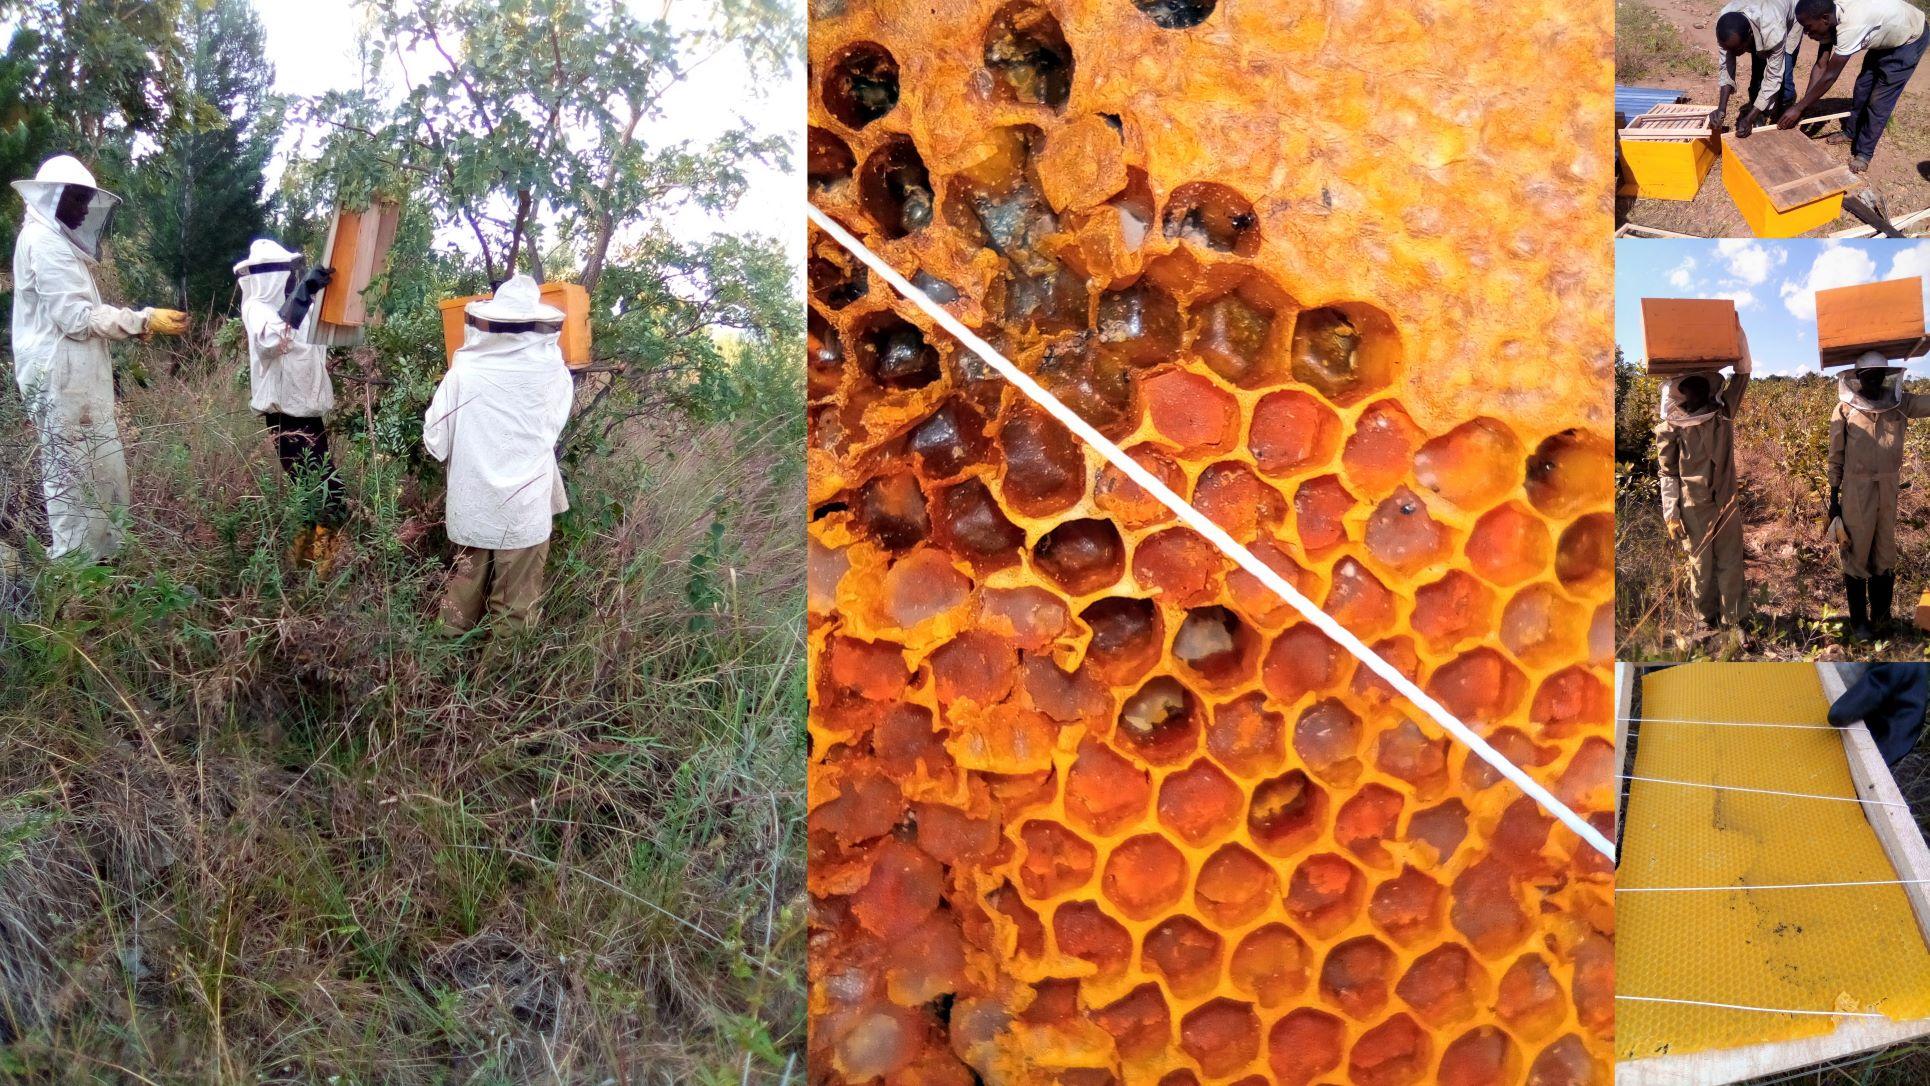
[264,412,345,526]
[1744,42,1800,113]
[1850,29,1930,161]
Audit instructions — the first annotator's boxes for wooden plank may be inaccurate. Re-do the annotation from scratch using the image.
[1725,127,1856,212]
[1816,277,1926,364]
[1614,663,1633,827]
[1619,1017,1930,1085]
[1643,297,1742,366]
[1817,663,1930,947]
[1829,205,1930,238]
[1616,666,1930,1085]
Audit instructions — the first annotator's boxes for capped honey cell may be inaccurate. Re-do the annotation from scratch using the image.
[807,1,1613,1081]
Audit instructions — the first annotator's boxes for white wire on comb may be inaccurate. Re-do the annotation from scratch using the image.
[807,202,1617,862]
[1616,995,1887,1019]
[1618,878,1930,893]
[1617,773,1912,808]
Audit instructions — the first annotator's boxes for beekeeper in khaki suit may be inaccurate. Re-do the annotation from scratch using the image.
[1828,350,1930,639]
[1657,336,1753,633]
[10,155,187,564]
[423,275,574,633]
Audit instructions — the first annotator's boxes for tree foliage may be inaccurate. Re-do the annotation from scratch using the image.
[124,0,279,314]
[288,0,804,449]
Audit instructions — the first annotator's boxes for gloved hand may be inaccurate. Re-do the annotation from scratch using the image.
[1829,487,1843,524]
[1665,517,1686,544]
[278,264,335,330]
[145,308,189,336]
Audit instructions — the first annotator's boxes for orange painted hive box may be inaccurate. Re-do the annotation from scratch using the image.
[436,282,593,369]
[1814,276,1930,368]
[1640,297,1742,375]
[807,3,1616,1085]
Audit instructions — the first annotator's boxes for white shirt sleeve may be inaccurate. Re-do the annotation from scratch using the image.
[423,372,458,463]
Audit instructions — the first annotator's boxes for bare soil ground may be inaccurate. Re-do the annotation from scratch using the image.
[1618,0,1930,236]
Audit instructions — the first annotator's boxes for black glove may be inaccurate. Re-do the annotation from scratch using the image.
[1829,487,1842,523]
[278,265,335,329]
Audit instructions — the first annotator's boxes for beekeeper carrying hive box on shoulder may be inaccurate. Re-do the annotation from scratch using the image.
[422,274,574,634]
[1657,339,1753,636]
[1828,350,1930,639]
[10,155,187,565]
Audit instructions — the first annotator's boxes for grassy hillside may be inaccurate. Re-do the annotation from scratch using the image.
[0,336,805,1083]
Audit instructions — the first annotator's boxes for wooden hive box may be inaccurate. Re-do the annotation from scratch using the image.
[312,201,403,346]
[1642,296,1742,373]
[1815,276,1930,368]
[1722,127,1853,238]
[1617,104,1719,201]
[437,281,592,370]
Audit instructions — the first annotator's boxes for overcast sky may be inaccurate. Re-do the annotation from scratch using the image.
[253,0,800,263]
[1616,238,1930,378]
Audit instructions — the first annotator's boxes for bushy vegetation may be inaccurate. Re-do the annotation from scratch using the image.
[0,1,805,1081]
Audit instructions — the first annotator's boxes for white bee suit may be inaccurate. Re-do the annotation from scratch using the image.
[422,275,573,550]
[10,156,151,562]
[233,238,333,417]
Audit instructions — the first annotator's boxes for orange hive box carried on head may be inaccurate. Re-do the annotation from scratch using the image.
[805,3,1614,1084]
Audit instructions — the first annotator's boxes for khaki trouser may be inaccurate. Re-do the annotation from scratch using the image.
[439,542,549,632]
[1658,411,1747,627]
[1830,395,1930,577]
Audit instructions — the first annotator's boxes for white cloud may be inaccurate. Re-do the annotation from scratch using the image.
[1781,245,1880,319]
[1716,239,1782,286]
[1888,242,1930,315]
[1667,256,1697,290]
[1714,287,1758,309]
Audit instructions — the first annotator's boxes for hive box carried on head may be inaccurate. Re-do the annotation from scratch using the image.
[437,282,592,370]
[1642,297,1742,374]
[304,200,402,347]
[1722,126,1855,238]
[1617,103,1719,201]
[1815,276,1930,368]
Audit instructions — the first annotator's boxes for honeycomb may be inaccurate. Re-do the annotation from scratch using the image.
[1618,664,1930,1061]
[805,2,1615,1083]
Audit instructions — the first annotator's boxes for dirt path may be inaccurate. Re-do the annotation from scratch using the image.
[1619,0,1930,236]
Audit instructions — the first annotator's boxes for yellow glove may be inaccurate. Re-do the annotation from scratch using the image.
[145,309,189,336]
[1665,517,1686,543]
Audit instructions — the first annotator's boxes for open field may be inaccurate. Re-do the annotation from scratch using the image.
[1619,363,1930,660]
[0,339,805,1084]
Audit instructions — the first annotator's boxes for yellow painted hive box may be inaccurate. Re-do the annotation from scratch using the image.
[1617,136,1716,201]
[1722,146,1844,238]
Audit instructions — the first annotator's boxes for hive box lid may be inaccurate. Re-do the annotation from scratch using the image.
[1642,297,1741,370]
[1817,277,1930,367]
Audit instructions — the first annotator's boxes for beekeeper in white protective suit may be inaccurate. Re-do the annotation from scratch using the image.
[233,238,343,562]
[422,274,574,633]
[10,155,188,563]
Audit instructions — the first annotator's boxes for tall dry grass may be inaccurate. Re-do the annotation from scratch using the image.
[0,334,804,1083]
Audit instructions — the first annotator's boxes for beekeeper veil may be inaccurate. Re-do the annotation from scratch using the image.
[1839,349,1905,412]
[233,238,314,330]
[458,274,566,368]
[1658,369,1724,426]
[12,155,121,262]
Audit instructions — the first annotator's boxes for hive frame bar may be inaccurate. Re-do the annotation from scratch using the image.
[807,202,1618,862]
[1614,662,1930,1085]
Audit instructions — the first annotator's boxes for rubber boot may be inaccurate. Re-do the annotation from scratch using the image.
[1847,576,1873,641]
[1872,571,1895,637]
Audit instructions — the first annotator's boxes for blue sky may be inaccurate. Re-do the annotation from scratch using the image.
[1616,239,1930,377]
